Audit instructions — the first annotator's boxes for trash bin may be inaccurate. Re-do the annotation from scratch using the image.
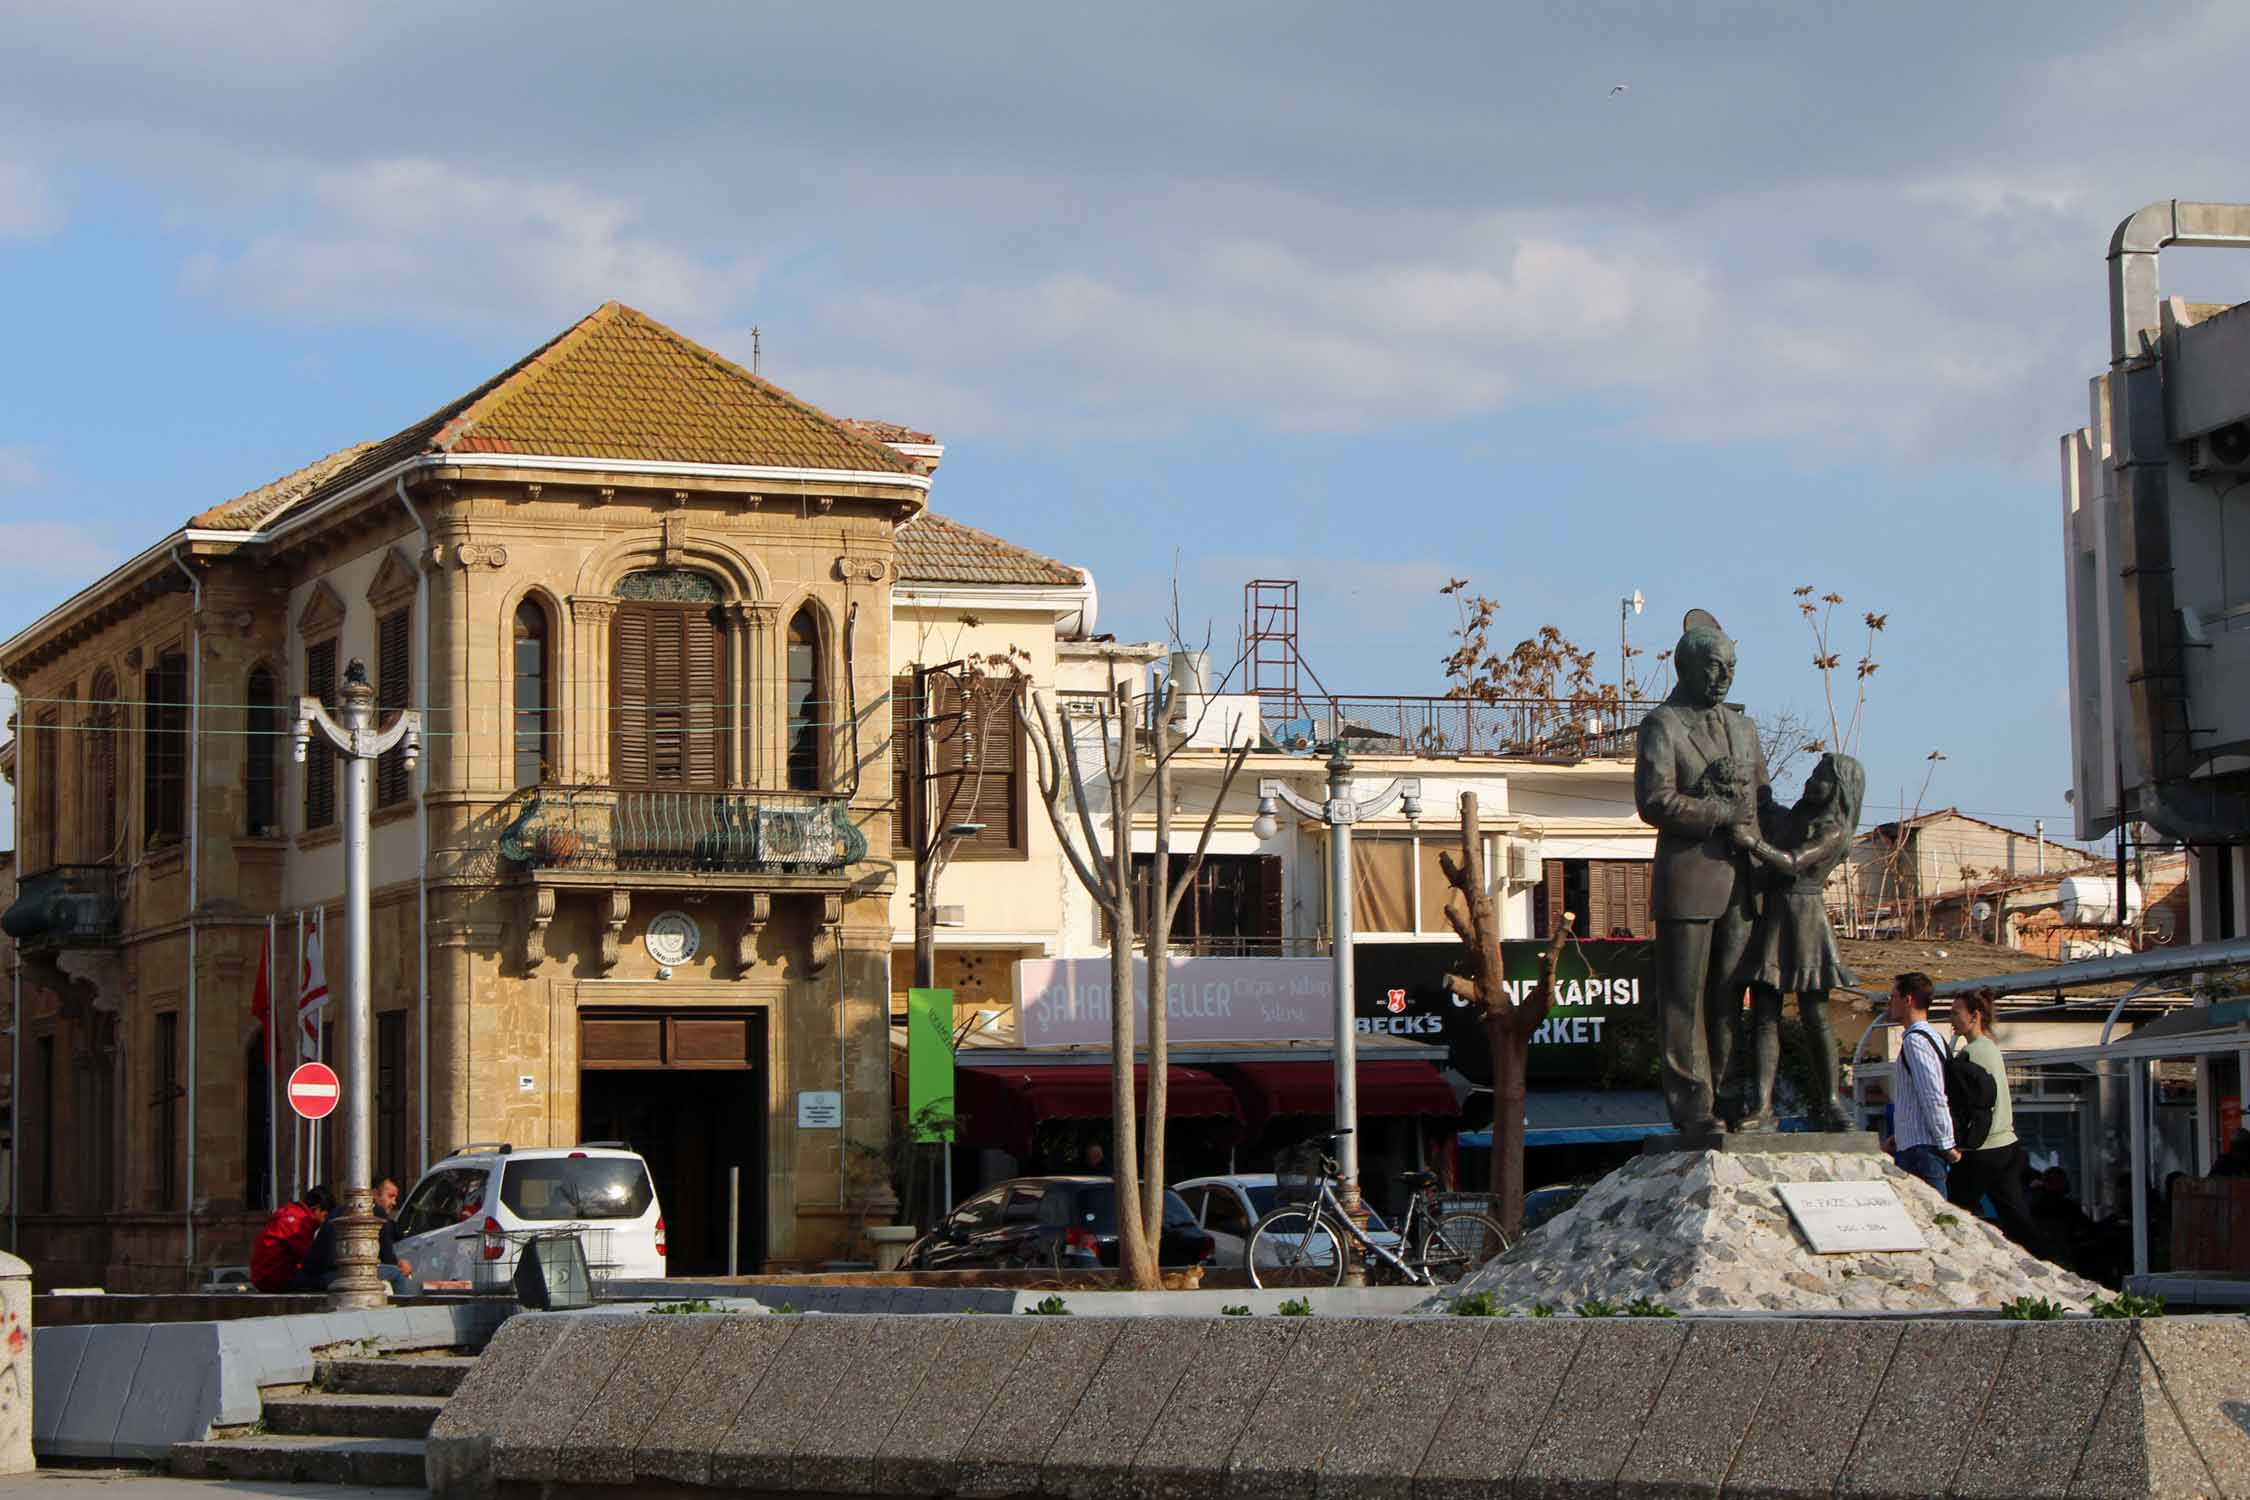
[867,1225,920,1272]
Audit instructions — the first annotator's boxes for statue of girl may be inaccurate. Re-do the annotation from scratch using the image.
[1730,751,1866,1131]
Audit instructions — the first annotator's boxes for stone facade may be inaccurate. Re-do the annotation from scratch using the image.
[0,303,947,1287]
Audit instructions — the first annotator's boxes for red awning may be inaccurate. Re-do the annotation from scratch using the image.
[1227,1059,1460,1131]
[954,1063,1247,1156]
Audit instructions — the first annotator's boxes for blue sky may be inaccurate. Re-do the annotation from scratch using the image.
[7,1,2250,847]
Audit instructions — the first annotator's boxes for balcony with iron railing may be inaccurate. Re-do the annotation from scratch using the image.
[1058,689,1652,759]
[497,785,868,882]
[1,864,124,949]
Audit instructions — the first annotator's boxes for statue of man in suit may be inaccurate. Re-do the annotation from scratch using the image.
[1633,611,1767,1134]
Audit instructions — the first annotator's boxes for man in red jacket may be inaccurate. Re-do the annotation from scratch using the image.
[250,1185,334,1293]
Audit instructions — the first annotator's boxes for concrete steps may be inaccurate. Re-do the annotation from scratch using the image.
[264,1393,448,1440]
[169,1345,477,1486]
[169,1434,431,1487]
[323,1353,477,1398]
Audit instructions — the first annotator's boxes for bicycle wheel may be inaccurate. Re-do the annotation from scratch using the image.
[1246,1208,1348,1289]
[1422,1212,1511,1283]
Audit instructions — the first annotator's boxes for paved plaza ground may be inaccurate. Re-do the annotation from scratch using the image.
[0,1473,419,1500]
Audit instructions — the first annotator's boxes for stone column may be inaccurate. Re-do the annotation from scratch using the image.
[0,1250,28,1474]
[567,597,616,785]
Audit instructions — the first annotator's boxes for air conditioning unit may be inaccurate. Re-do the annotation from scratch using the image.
[1505,839,1542,886]
[2183,421,2250,477]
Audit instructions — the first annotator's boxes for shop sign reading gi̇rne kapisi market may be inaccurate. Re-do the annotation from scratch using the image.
[1353,939,1657,1087]
[1014,956,1334,1048]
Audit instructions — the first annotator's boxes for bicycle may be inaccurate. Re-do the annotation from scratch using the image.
[1244,1130,1511,1289]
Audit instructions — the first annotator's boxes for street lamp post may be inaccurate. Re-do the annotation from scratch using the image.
[1253,746,1419,1263]
[294,661,419,1310]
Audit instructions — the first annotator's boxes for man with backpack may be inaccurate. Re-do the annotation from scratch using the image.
[1880,972,1968,1194]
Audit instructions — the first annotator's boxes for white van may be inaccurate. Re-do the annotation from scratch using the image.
[392,1143,666,1287]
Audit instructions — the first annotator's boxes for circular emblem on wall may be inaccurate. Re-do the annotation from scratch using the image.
[644,910,702,967]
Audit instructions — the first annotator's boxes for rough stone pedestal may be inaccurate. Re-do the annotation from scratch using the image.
[0,1251,31,1474]
[1440,1146,2101,1314]
[1641,1129,1880,1156]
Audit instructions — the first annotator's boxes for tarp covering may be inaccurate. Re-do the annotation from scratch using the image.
[1226,1059,1460,1131]
[1455,1088,1670,1148]
[954,1063,1245,1155]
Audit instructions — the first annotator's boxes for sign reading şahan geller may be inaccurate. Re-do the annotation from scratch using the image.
[1014,957,1334,1048]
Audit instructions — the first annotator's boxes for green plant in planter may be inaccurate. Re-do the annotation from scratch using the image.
[1024,1295,1072,1316]
[1221,1304,1253,1317]
[1999,1295,2069,1321]
[1448,1291,1507,1317]
[2090,1291,2165,1319]
[1620,1297,1677,1318]
[1575,1298,1620,1317]
[1276,1297,1315,1317]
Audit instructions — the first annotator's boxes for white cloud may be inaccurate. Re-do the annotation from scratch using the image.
[0,446,46,490]
[0,521,117,579]
[180,159,760,332]
[0,158,62,238]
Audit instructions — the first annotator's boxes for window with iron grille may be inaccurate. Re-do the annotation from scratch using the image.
[787,609,823,790]
[304,638,337,829]
[154,1010,181,1210]
[376,609,411,807]
[31,708,58,871]
[246,666,279,834]
[891,674,1026,861]
[143,651,188,847]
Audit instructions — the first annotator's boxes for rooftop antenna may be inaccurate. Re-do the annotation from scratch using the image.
[751,326,762,375]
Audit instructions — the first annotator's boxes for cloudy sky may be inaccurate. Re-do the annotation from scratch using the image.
[5,1,2250,843]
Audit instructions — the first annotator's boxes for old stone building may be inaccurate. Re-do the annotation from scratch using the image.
[0,302,981,1286]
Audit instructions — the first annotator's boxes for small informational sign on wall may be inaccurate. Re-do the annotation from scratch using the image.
[796,1091,843,1130]
[1776,1181,1927,1254]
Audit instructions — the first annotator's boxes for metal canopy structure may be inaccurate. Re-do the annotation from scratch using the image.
[1852,937,2250,1283]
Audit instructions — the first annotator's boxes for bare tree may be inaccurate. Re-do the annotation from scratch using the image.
[1755,707,1820,797]
[1436,791,1572,1237]
[1020,674,1250,1289]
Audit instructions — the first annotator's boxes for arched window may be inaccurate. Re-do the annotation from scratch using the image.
[513,598,553,788]
[87,669,120,858]
[245,667,278,835]
[787,608,823,790]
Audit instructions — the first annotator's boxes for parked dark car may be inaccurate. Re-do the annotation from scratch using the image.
[900,1177,1215,1270]
[1521,1184,1590,1233]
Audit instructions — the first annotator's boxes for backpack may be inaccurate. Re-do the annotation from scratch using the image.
[1909,1027,1995,1151]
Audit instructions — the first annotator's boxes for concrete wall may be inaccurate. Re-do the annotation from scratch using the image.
[429,1309,2250,1500]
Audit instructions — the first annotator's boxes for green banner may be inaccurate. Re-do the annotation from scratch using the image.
[907,987,957,1142]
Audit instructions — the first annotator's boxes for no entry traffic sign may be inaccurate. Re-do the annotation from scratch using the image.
[288,1062,341,1121]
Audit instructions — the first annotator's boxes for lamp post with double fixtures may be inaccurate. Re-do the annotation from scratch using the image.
[1253,745,1419,1237]
[293,660,419,1310]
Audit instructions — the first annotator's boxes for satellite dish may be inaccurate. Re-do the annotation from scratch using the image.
[1973,901,1993,922]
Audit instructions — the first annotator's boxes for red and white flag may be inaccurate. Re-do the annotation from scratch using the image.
[298,911,329,1060]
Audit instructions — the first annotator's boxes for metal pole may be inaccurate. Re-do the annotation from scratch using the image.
[1326,748,1361,1228]
[297,661,417,1310]
[914,662,937,989]
[335,668,382,1307]
[2195,1055,2215,1174]
[267,913,279,1211]
[728,1166,740,1277]
[2127,1059,2150,1281]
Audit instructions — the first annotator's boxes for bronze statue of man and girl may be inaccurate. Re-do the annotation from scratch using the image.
[1634,609,1865,1136]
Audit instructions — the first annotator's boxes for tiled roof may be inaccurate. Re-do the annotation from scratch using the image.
[839,417,936,445]
[259,303,917,528]
[189,443,377,530]
[895,513,1083,588]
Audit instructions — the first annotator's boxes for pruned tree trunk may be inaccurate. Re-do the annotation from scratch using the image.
[1106,685,1158,1289]
[1439,791,1571,1238]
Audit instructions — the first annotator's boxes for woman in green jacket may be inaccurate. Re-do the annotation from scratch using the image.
[1946,989,2047,1257]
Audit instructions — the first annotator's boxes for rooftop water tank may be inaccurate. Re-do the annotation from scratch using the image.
[2058,871,2141,926]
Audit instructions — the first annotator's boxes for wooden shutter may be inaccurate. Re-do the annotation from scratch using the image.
[892,675,918,856]
[947,681,1026,861]
[304,639,337,829]
[1257,855,1286,943]
[375,608,411,807]
[683,606,725,787]
[1541,859,1565,939]
[612,609,652,787]
[613,604,725,789]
